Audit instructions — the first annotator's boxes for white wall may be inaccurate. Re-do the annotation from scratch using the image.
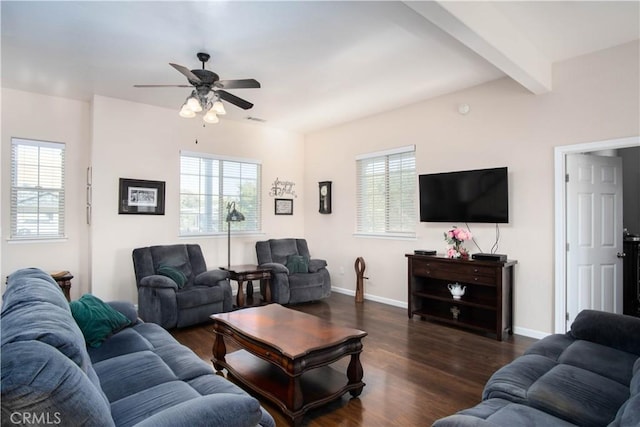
[303,41,640,336]
[90,96,305,301]
[2,41,638,337]
[1,89,91,299]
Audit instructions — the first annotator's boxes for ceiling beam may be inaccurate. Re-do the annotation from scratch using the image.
[404,1,552,94]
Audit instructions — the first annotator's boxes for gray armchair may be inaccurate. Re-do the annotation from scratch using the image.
[132,244,232,329]
[255,238,331,304]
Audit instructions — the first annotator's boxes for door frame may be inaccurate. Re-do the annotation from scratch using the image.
[554,136,640,333]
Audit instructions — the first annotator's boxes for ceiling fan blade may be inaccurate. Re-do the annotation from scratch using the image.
[169,63,202,84]
[217,79,261,89]
[133,84,192,88]
[217,90,254,110]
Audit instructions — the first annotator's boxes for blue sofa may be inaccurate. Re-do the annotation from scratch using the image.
[1,268,275,427]
[433,310,640,426]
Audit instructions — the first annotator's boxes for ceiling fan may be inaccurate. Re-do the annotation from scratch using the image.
[134,52,260,123]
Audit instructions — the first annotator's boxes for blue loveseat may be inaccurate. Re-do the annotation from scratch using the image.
[1,268,275,427]
[433,310,640,426]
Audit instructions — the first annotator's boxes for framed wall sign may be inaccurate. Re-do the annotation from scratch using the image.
[319,181,332,214]
[275,198,293,215]
[118,178,165,215]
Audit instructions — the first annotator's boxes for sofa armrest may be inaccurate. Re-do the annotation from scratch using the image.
[308,259,327,273]
[570,309,640,355]
[132,393,263,427]
[194,269,230,286]
[139,275,178,290]
[106,301,139,325]
[259,262,289,274]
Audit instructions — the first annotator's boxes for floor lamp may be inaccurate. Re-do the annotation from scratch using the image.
[226,202,245,268]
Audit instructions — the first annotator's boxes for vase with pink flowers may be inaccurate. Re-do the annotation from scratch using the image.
[444,226,472,259]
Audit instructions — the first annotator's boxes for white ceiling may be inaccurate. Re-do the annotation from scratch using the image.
[2,1,638,133]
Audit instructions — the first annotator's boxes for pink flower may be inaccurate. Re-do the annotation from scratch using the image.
[447,248,458,258]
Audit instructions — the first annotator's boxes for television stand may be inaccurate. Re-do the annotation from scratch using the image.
[406,254,516,340]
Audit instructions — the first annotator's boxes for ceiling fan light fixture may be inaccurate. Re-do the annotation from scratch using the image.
[203,109,219,124]
[179,104,196,118]
[187,94,202,112]
[212,100,226,115]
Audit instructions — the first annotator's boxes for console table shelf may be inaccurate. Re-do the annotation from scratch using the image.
[406,254,517,341]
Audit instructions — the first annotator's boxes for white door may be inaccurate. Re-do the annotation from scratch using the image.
[566,154,623,330]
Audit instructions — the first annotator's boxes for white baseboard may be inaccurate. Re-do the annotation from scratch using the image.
[331,286,408,309]
[512,326,550,340]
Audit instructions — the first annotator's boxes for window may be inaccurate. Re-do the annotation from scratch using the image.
[356,145,416,237]
[180,151,261,235]
[10,138,66,239]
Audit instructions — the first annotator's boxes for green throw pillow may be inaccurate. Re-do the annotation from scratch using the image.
[157,265,187,288]
[286,255,309,274]
[70,294,131,348]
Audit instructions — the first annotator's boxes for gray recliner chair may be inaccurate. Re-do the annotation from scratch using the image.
[255,238,331,304]
[132,244,232,329]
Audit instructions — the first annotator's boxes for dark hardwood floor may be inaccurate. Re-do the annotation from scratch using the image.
[170,292,536,426]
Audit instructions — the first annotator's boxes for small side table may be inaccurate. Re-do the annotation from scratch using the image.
[220,265,272,307]
[51,271,73,302]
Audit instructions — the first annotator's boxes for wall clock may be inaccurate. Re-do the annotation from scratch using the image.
[319,181,332,214]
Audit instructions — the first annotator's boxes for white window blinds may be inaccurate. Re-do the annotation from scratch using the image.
[356,145,416,237]
[10,138,66,239]
[180,152,261,235]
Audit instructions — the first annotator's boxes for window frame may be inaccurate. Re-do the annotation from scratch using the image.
[355,145,416,239]
[179,151,262,237]
[10,137,66,241]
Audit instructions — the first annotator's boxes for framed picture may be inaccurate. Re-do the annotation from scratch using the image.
[275,198,293,215]
[118,178,165,215]
[319,181,332,214]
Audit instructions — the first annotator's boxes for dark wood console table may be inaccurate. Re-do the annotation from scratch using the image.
[406,254,516,340]
[220,264,272,307]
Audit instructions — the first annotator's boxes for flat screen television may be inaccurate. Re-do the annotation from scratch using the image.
[419,167,509,223]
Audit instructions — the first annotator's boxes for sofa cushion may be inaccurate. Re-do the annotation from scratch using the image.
[269,238,300,264]
[483,354,558,402]
[70,294,131,347]
[527,364,629,427]
[570,309,640,355]
[109,380,200,427]
[176,286,225,309]
[557,340,637,386]
[93,351,178,402]
[87,327,154,363]
[124,391,264,427]
[150,245,194,286]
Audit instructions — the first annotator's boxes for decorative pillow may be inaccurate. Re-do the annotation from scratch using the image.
[286,255,309,274]
[157,265,187,288]
[69,294,131,348]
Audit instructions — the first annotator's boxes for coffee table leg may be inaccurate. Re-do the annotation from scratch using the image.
[212,332,227,372]
[347,352,364,397]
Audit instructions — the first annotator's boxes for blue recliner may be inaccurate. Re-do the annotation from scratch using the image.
[255,238,331,304]
[132,244,232,329]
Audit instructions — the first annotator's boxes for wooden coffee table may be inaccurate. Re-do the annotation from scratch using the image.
[211,304,367,426]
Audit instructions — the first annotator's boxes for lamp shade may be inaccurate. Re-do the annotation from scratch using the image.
[187,94,202,112]
[226,204,245,222]
[203,109,219,124]
[212,100,226,115]
[179,104,196,118]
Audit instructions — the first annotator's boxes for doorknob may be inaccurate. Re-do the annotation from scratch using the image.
[617,252,626,258]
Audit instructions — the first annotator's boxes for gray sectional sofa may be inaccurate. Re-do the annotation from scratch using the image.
[433,309,640,426]
[1,268,275,427]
